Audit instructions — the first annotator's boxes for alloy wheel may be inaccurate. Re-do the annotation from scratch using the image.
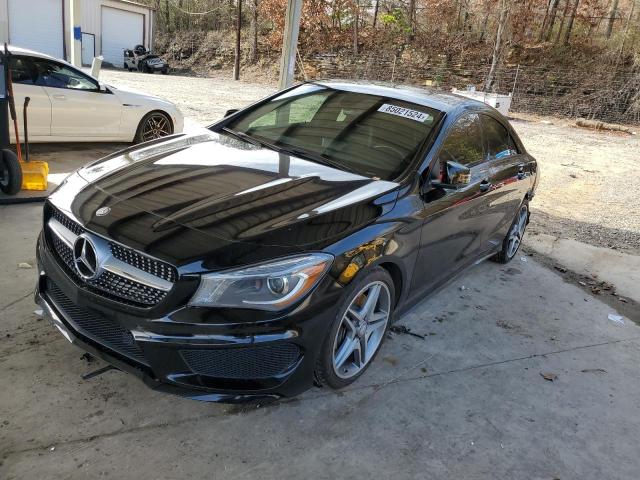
[141,114,171,141]
[506,205,528,259]
[332,281,391,379]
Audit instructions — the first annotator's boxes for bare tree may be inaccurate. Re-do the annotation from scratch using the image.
[562,0,579,44]
[234,0,242,80]
[605,0,620,38]
[372,0,379,28]
[484,0,510,91]
[250,0,259,63]
[544,0,561,41]
[408,0,416,39]
[353,0,359,54]
[554,0,571,43]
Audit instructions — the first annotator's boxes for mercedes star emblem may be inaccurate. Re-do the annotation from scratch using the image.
[96,207,111,217]
[73,234,100,280]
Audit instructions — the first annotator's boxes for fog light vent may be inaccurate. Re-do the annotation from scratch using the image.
[180,344,301,379]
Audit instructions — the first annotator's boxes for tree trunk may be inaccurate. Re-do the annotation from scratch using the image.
[373,0,379,27]
[562,0,579,44]
[618,0,636,59]
[480,11,489,42]
[544,0,560,41]
[234,0,242,80]
[250,0,259,63]
[484,0,510,92]
[353,0,359,54]
[554,0,571,43]
[605,0,619,38]
[408,0,416,40]
[539,0,552,41]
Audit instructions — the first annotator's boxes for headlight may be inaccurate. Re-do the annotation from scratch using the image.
[188,253,334,311]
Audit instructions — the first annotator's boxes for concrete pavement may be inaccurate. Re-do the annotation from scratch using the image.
[1,202,639,479]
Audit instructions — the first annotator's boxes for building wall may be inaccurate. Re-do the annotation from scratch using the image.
[0,0,153,63]
[79,0,154,63]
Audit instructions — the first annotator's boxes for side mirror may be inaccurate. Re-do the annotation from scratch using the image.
[224,108,239,117]
[98,83,108,93]
[431,161,471,190]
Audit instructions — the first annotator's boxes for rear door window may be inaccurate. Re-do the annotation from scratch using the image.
[481,115,518,160]
[437,113,484,166]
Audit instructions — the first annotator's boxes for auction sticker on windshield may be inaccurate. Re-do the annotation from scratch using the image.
[377,104,431,123]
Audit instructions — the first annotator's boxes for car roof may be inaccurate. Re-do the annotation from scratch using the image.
[311,79,489,114]
[6,45,93,78]
[6,45,60,61]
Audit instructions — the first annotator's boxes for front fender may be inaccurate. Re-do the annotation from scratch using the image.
[325,221,420,309]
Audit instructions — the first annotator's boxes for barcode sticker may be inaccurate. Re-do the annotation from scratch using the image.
[377,104,431,123]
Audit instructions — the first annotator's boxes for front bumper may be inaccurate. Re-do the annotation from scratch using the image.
[147,63,167,71]
[36,234,340,403]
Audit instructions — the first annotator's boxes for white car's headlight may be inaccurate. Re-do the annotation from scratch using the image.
[189,253,334,311]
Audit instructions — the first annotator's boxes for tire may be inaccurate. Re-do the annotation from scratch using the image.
[315,267,395,389]
[133,111,173,143]
[492,201,529,264]
[161,68,168,75]
[0,149,22,195]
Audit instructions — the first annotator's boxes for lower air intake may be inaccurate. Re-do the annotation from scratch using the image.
[180,344,301,379]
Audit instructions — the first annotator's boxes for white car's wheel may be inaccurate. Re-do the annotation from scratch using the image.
[134,112,173,143]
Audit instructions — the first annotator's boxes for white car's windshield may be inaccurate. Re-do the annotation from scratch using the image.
[226,84,440,180]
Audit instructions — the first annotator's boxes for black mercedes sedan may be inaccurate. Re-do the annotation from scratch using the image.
[35,81,538,402]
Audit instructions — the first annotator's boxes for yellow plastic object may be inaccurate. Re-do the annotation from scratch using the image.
[20,160,49,191]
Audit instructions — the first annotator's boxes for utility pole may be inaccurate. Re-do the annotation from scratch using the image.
[69,0,82,66]
[278,0,302,90]
[234,0,242,80]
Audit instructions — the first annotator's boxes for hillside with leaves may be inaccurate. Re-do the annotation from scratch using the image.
[140,0,640,122]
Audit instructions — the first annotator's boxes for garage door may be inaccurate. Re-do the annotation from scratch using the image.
[101,7,144,67]
[8,0,64,59]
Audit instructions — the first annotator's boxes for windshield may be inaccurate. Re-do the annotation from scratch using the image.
[225,84,440,180]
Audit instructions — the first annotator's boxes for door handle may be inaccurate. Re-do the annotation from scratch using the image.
[517,163,526,180]
[479,179,491,192]
[52,94,66,100]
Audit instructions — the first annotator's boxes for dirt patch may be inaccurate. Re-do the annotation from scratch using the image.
[523,248,640,325]
[510,113,640,255]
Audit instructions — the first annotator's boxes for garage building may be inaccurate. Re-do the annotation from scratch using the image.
[0,0,155,67]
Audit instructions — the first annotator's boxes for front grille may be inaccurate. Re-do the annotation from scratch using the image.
[110,243,176,283]
[45,205,177,307]
[46,279,149,366]
[180,344,301,379]
[93,271,168,306]
[51,207,83,235]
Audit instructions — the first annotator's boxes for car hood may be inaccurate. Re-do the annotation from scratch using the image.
[51,132,399,270]
[108,84,174,107]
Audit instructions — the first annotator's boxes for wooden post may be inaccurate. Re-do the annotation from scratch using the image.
[278,0,302,90]
[234,0,242,80]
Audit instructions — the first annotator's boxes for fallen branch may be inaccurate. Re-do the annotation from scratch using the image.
[575,118,636,134]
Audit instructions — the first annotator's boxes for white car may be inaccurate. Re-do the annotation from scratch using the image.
[7,46,183,143]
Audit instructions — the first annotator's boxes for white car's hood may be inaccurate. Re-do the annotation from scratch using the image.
[108,84,174,107]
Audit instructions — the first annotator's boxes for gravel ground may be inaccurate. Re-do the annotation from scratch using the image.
[509,113,640,255]
[100,69,640,254]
